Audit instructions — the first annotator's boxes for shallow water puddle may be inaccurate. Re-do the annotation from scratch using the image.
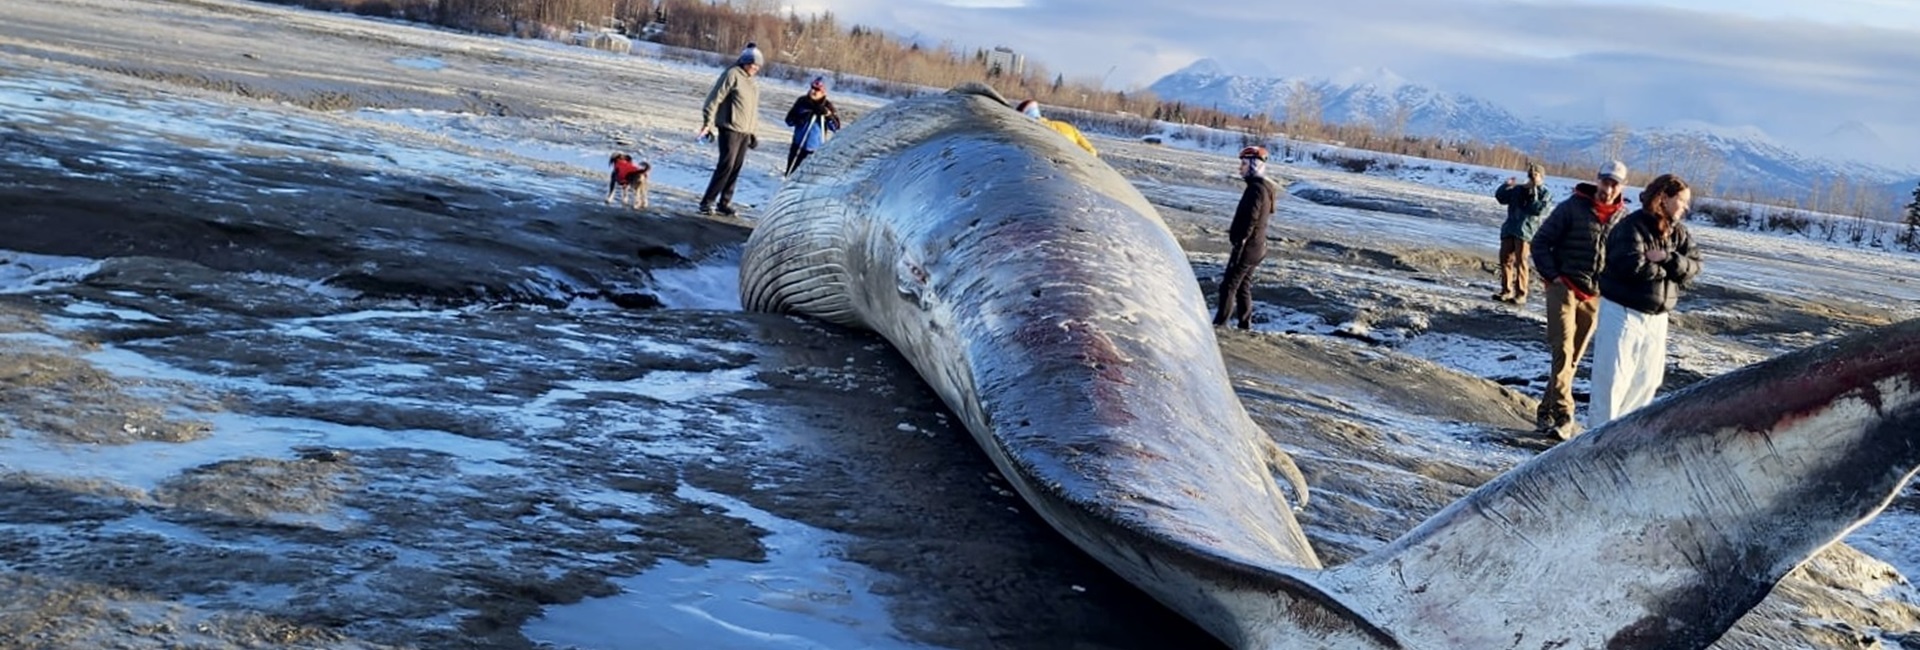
[524,484,934,650]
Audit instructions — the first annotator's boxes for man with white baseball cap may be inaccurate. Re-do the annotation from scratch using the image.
[1527,159,1629,440]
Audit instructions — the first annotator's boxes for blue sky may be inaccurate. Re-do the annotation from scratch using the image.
[783,0,1920,170]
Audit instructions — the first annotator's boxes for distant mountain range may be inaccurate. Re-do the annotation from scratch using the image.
[1149,59,1918,203]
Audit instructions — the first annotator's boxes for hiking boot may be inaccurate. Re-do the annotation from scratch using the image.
[1553,420,1584,440]
[1533,416,1580,441]
[716,204,738,216]
[697,205,716,216]
[1492,292,1513,302]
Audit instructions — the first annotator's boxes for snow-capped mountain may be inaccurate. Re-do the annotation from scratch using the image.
[1151,61,1534,142]
[1149,59,1912,200]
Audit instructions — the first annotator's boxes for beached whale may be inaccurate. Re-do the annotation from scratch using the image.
[739,82,1920,649]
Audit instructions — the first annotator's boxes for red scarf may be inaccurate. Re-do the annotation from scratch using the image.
[1576,185,1625,224]
[1594,199,1623,223]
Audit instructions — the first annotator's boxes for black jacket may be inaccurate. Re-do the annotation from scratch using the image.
[1597,208,1702,315]
[1530,183,1624,296]
[784,95,840,130]
[1228,177,1278,249]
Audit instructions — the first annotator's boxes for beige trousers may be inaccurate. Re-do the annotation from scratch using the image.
[1538,281,1599,428]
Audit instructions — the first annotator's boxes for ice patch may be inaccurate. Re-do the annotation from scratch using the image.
[62,301,170,323]
[0,331,69,347]
[241,271,363,299]
[391,57,447,71]
[524,484,932,650]
[528,367,764,409]
[294,309,463,324]
[0,339,524,490]
[566,486,667,517]
[0,411,518,492]
[338,362,436,378]
[0,251,101,294]
[652,248,744,311]
[1395,332,1541,382]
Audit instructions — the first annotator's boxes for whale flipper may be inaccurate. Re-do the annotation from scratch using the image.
[1321,320,1920,649]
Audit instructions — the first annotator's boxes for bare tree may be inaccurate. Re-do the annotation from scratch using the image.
[1383,96,1413,142]
[1601,122,1630,164]
[1283,80,1323,141]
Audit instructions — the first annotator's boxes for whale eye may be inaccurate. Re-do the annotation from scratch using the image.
[895,255,932,310]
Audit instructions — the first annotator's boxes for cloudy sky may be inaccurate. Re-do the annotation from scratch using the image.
[783,0,1920,170]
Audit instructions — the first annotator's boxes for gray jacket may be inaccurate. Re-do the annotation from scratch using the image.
[700,64,759,134]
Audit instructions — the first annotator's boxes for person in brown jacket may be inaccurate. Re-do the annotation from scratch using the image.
[1213,146,1279,330]
[1528,160,1628,440]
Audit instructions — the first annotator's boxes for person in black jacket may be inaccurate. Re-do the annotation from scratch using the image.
[1587,173,1700,428]
[1528,160,1629,440]
[1213,146,1279,330]
[782,77,840,177]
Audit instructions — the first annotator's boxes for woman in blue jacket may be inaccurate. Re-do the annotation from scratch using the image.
[782,77,841,177]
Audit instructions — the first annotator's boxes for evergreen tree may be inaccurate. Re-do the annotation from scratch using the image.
[1901,180,1920,251]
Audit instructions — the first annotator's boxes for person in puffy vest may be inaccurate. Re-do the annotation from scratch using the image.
[1015,99,1097,156]
[1492,163,1552,304]
[1587,173,1701,428]
[782,76,841,177]
[1528,160,1629,440]
[1213,146,1279,330]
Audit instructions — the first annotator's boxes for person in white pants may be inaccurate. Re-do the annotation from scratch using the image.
[1588,173,1702,428]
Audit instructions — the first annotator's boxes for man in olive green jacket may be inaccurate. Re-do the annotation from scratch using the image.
[696,43,762,216]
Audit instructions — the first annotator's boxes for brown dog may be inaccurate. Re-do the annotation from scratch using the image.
[606,152,651,209]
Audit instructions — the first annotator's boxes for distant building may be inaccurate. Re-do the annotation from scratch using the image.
[986,46,1025,78]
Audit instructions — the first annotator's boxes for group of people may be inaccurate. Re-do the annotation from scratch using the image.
[1502,161,1703,440]
[1217,152,1703,442]
[692,42,1095,216]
